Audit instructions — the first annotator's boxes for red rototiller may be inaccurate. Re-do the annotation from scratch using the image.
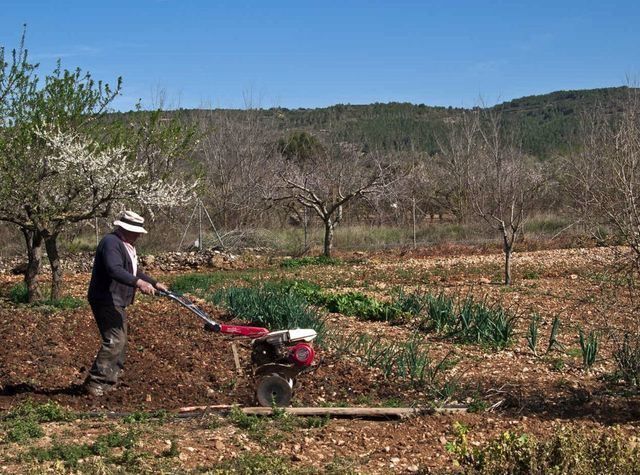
[158,289,317,407]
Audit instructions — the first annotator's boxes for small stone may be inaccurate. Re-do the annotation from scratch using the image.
[408,465,419,472]
[570,274,578,280]
[390,457,400,464]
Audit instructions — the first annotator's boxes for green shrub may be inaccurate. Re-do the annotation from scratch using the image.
[46,296,85,309]
[392,288,428,316]
[92,429,138,456]
[421,292,457,333]
[24,428,139,468]
[8,282,28,304]
[448,425,640,474]
[4,418,43,443]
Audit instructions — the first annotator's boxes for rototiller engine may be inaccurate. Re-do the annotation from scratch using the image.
[158,289,317,406]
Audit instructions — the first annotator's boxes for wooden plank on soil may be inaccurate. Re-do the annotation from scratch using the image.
[176,405,468,419]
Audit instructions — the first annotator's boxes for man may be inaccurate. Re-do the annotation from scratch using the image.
[85,210,168,397]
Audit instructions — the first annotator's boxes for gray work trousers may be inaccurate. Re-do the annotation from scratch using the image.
[87,303,128,386]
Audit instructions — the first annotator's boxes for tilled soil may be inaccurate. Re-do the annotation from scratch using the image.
[0,291,397,412]
[1,247,639,473]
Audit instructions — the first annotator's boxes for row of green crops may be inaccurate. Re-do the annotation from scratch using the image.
[208,282,327,343]
[327,332,455,390]
[171,273,516,349]
[418,293,516,349]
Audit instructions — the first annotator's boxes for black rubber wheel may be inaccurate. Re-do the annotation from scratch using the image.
[256,374,293,407]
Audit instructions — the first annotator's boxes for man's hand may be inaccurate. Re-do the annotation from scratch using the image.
[136,279,156,295]
[155,282,169,293]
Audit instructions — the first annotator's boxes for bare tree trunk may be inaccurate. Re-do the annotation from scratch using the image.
[45,234,62,301]
[22,229,44,302]
[323,219,334,257]
[412,197,417,249]
[303,207,309,252]
[503,233,512,285]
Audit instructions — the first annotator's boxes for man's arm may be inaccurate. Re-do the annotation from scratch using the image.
[102,239,138,287]
[136,269,157,287]
[137,269,168,292]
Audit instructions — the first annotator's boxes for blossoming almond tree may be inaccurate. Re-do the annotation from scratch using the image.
[0,127,195,302]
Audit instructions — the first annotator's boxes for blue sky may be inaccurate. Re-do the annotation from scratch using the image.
[2,0,639,111]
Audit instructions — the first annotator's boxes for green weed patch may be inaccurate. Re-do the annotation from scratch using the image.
[447,423,640,474]
[7,283,84,309]
[1,401,72,443]
[23,428,138,468]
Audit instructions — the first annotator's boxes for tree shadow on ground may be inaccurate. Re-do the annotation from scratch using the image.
[466,375,640,425]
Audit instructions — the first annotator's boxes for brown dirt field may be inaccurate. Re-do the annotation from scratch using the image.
[0,246,639,473]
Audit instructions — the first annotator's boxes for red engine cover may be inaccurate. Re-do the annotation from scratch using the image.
[289,342,315,366]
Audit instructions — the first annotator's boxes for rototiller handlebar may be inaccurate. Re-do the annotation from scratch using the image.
[156,289,269,338]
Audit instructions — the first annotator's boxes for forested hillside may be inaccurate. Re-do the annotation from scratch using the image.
[167,86,632,158]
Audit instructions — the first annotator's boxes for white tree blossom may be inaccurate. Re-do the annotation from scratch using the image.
[32,127,196,223]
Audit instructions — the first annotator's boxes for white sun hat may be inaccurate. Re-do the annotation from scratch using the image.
[113,210,148,234]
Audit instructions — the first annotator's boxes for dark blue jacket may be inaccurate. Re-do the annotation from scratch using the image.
[87,232,156,307]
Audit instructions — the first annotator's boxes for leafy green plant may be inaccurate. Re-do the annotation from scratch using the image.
[4,417,43,443]
[210,282,326,341]
[8,282,29,304]
[546,316,564,354]
[448,425,640,474]
[24,428,138,468]
[92,429,138,456]
[421,292,457,333]
[613,332,640,386]
[419,293,515,349]
[228,406,265,433]
[578,328,599,370]
[526,314,541,356]
[2,400,72,443]
[327,332,454,391]
[7,283,84,309]
[26,442,94,468]
[322,291,404,322]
